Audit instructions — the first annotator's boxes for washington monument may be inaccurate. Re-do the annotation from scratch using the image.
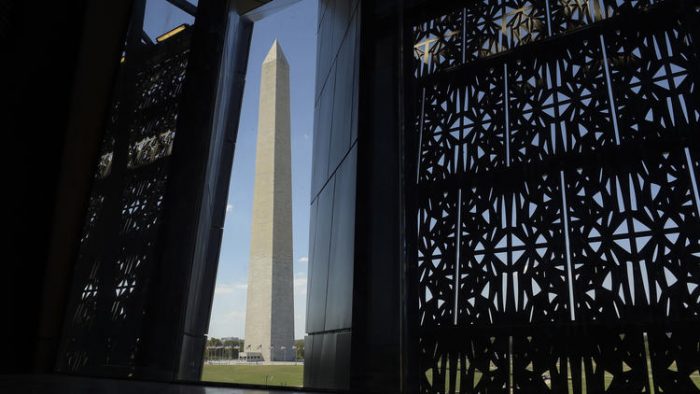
[243,40,295,361]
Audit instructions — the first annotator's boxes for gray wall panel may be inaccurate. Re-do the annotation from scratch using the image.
[319,332,338,387]
[304,199,319,334]
[329,23,356,173]
[304,0,360,390]
[310,64,335,198]
[325,146,357,331]
[306,179,334,334]
[334,330,352,388]
[302,334,314,385]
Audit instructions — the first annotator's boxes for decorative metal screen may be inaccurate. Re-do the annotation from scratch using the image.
[409,0,700,392]
[57,30,192,375]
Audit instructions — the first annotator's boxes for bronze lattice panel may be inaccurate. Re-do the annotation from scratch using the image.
[57,31,191,375]
[409,0,700,392]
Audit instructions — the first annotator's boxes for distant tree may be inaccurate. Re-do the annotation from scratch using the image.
[204,337,220,362]
[294,339,304,360]
[220,339,241,358]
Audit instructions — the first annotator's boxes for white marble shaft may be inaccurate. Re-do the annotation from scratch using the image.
[243,40,295,362]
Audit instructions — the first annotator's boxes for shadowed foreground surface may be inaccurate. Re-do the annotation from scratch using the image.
[0,374,315,393]
[202,365,304,387]
[424,367,700,392]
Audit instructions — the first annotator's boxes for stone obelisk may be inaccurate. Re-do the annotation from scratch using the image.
[244,40,294,362]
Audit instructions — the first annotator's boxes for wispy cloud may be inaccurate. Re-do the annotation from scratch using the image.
[211,274,308,339]
[294,272,307,296]
[224,310,245,320]
[297,256,308,264]
[214,282,247,295]
[226,204,233,213]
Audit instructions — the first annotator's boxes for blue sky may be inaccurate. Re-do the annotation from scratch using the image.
[210,0,317,340]
[144,0,318,340]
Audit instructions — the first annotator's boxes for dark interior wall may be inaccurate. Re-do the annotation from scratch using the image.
[34,0,134,373]
[0,0,120,374]
[1,0,250,378]
[351,0,407,392]
[304,0,360,390]
[1,0,272,380]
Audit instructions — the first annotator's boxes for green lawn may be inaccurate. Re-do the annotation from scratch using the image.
[201,364,303,387]
[202,363,699,390]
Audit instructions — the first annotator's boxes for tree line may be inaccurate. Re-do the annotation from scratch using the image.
[204,337,304,360]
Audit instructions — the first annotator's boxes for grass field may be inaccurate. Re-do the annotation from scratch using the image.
[202,363,699,390]
[202,364,304,387]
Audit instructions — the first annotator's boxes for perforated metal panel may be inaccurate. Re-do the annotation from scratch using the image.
[58,30,192,376]
[408,0,700,392]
